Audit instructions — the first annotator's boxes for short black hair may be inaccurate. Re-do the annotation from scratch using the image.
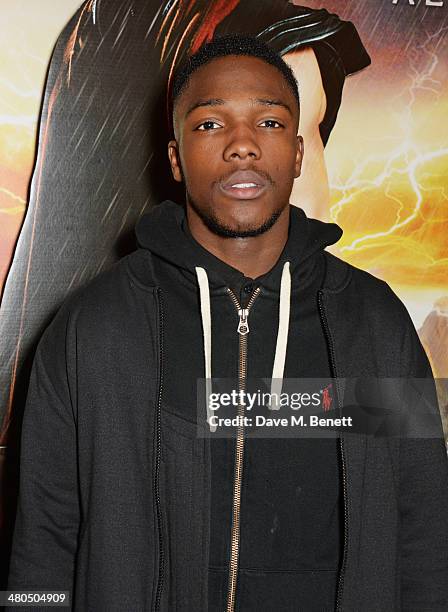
[171,33,300,114]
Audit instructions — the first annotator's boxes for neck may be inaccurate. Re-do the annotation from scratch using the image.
[186,205,290,278]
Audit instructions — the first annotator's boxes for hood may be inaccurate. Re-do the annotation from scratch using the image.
[135,199,343,294]
[135,200,343,431]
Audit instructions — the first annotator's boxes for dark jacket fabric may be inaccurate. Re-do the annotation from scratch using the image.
[7,201,448,611]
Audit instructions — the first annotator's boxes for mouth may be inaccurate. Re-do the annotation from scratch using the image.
[220,171,269,201]
[220,182,267,200]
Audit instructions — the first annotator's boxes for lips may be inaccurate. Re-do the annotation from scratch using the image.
[222,170,267,189]
[220,170,268,200]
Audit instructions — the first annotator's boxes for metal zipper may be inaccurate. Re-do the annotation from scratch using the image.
[225,286,261,612]
[317,289,348,612]
[154,288,165,612]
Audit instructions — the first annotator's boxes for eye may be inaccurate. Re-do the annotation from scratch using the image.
[260,119,283,128]
[196,120,222,131]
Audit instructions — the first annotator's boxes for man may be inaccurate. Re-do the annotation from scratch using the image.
[7,35,448,611]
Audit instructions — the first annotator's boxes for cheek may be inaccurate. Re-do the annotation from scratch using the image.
[269,156,297,182]
[263,137,298,169]
[182,143,221,184]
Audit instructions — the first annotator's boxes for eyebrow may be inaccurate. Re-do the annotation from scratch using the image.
[254,98,293,115]
[185,97,293,118]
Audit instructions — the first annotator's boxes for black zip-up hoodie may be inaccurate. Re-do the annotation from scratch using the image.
[7,200,448,611]
[135,201,344,610]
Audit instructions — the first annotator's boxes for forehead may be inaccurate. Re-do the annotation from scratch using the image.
[176,55,294,111]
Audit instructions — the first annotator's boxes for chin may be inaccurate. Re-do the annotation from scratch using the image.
[224,198,272,217]
[188,191,283,237]
[212,208,281,239]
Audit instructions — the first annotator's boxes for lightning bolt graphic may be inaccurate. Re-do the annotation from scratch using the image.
[0,188,26,214]
[330,27,448,265]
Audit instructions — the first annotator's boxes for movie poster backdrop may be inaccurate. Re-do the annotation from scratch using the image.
[1,0,447,585]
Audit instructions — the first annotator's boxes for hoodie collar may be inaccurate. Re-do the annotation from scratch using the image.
[135,200,343,295]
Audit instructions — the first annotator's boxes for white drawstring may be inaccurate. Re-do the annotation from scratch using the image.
[195,267,216,432]
[195,261,292,427]
[269,262,291,409]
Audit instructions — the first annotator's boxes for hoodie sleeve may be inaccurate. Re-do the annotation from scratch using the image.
[7,300,80,603]
[397,306,448,610]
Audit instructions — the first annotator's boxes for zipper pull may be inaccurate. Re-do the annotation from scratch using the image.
[237,308,249,335]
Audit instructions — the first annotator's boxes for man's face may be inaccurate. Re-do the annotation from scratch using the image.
[168,55,303,238]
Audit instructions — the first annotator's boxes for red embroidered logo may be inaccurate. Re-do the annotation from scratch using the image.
[322,384,333,412]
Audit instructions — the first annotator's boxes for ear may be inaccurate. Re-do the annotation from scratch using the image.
[167,140,183,183]
[294,135,304,179]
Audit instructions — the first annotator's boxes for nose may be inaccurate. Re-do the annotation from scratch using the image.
[223,125,261,162]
